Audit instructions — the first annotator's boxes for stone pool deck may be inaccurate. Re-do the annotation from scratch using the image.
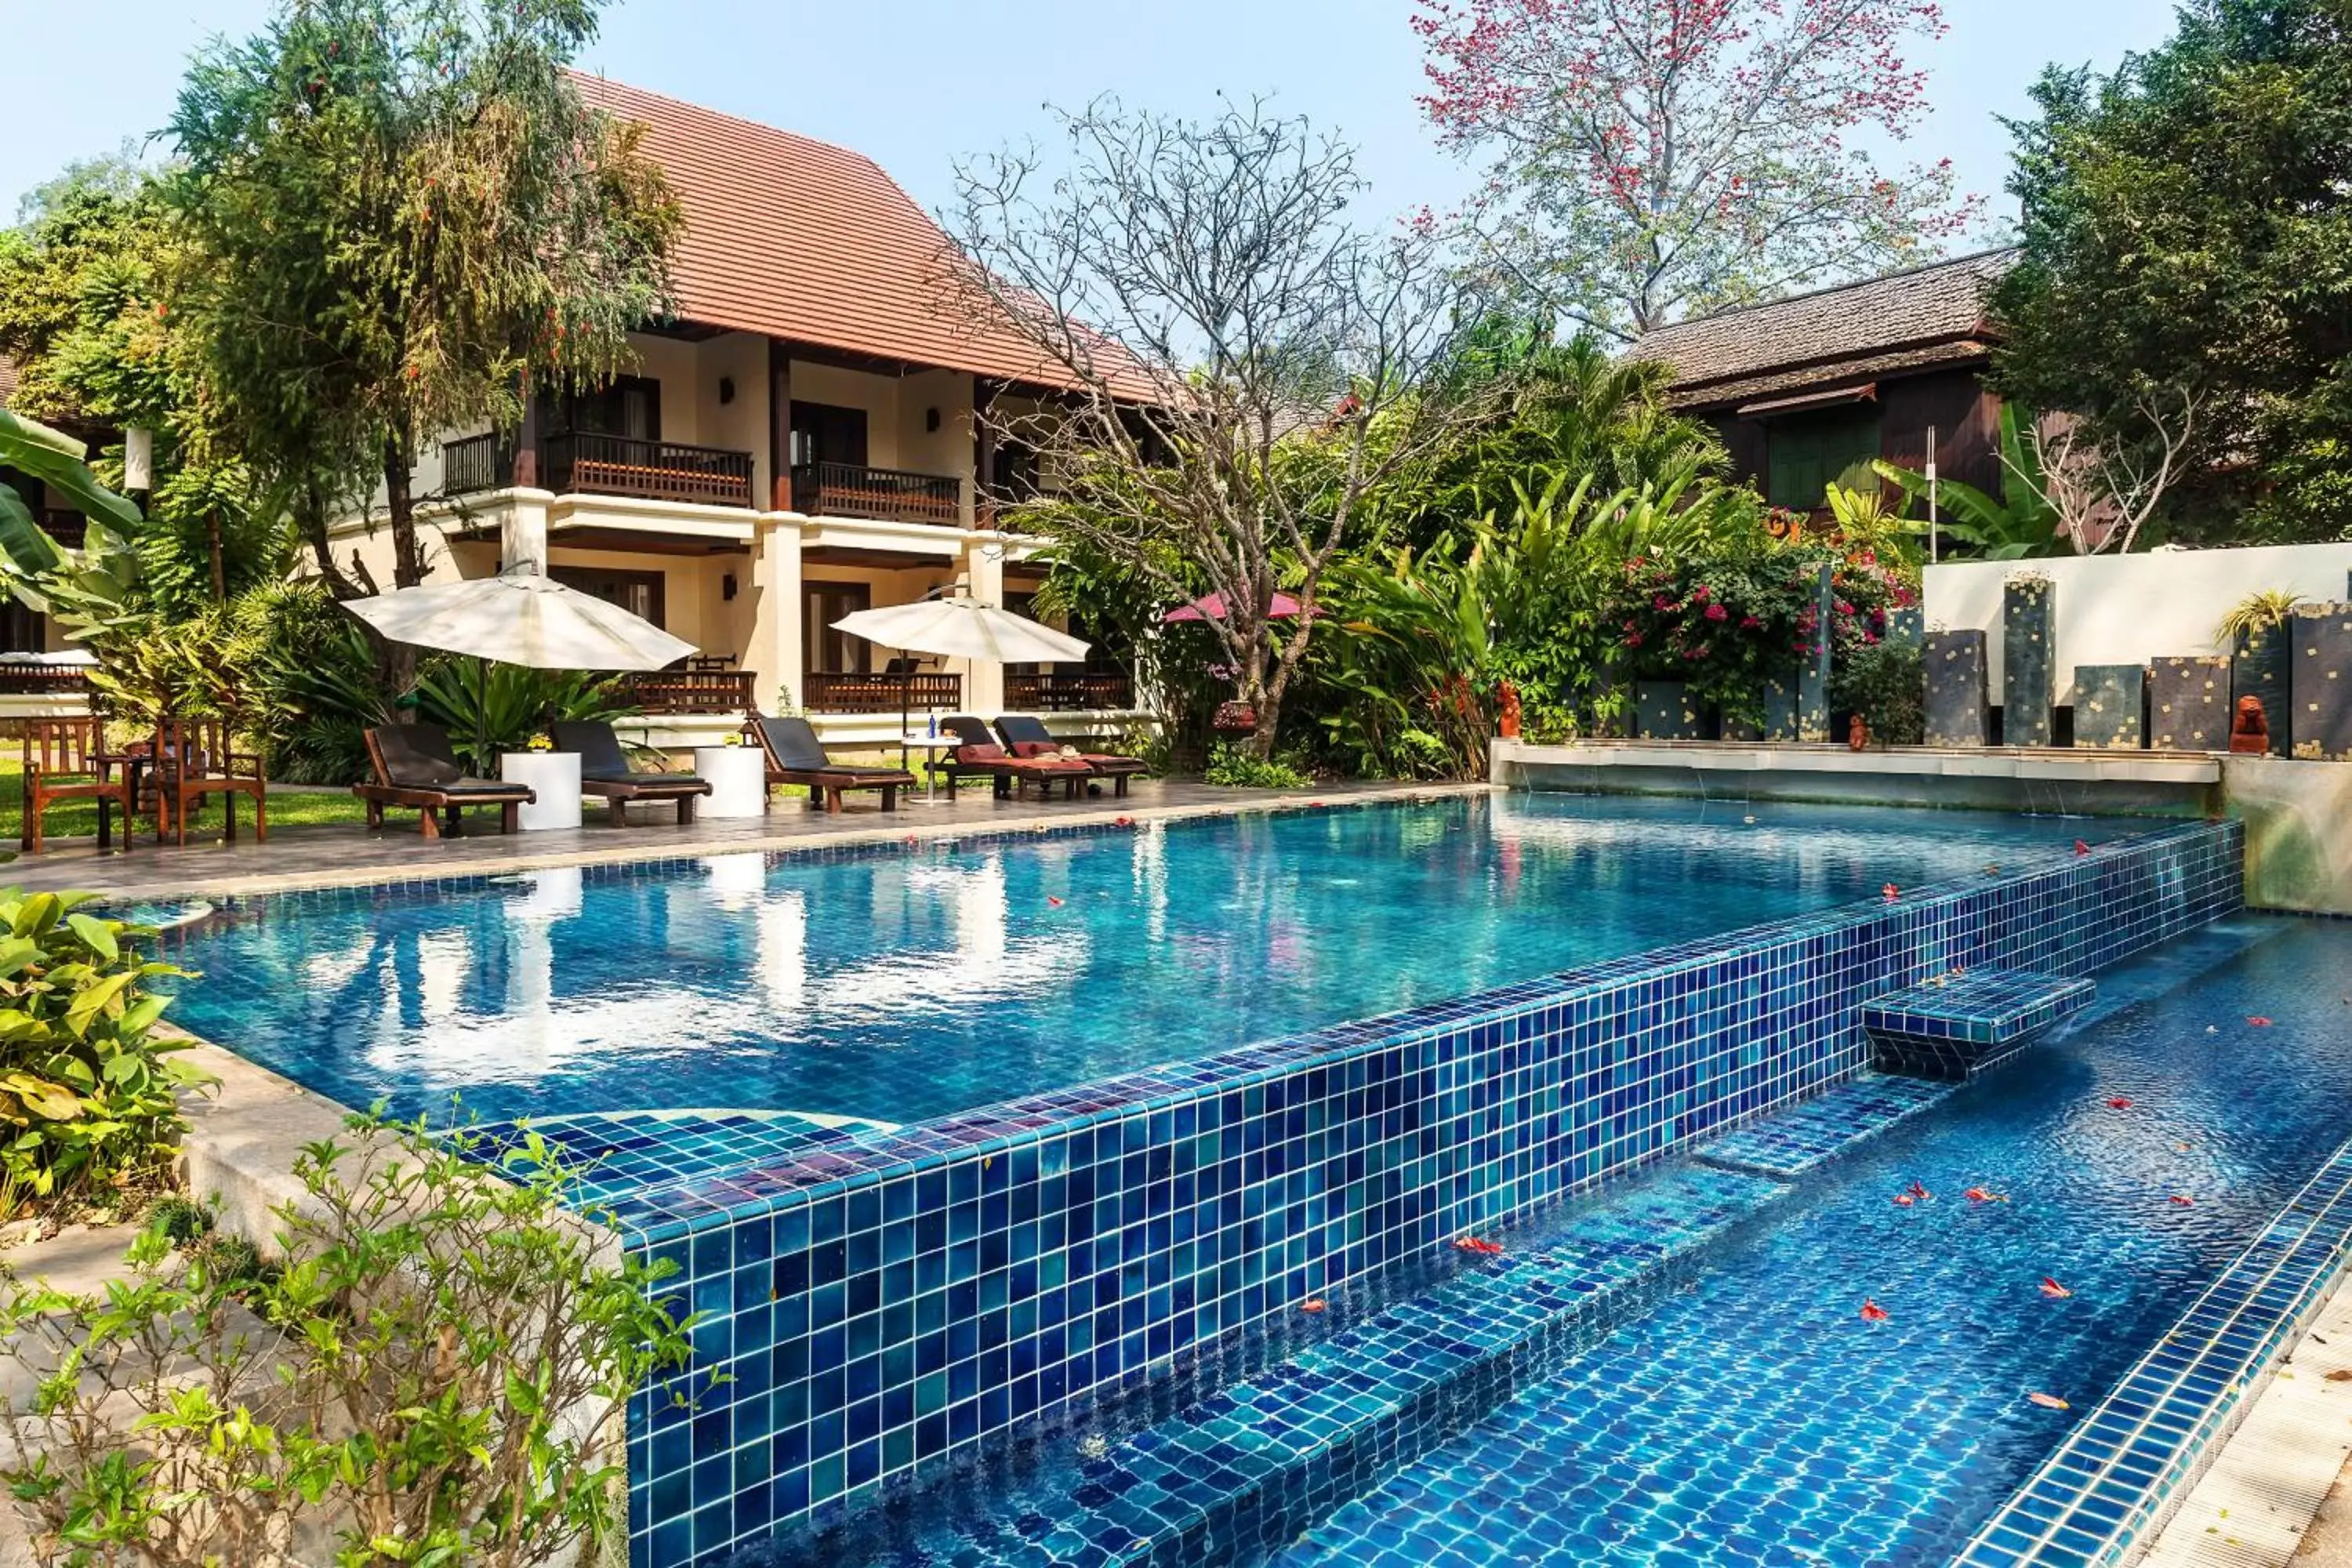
[3,779,1469,902]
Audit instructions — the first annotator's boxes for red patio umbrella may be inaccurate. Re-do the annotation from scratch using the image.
[1162,590,1307,623]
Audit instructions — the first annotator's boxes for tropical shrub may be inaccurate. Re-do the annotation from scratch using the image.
[0,891,201,1218]
[412,660,641,774]
[234,579,390,783]
[1832,634,1926,746]
[1203,743,1315,789]
[0,1112,701,1568]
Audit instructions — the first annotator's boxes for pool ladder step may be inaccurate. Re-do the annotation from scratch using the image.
[1863,967,2096,1081]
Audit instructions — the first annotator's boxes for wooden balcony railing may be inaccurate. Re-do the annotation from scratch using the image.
[438,430,757,510]
[546,432,754,509]
[1005,671,1134,712]
[627,670,755,714]
[439,431,510,496]
[0,663,95,696]
[803,671,963,713]
[791,462,962,525]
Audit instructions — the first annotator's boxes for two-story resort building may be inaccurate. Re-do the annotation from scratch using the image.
[328,76,1141,746]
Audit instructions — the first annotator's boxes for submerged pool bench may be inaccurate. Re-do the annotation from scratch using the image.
[1863,967,2097,1080]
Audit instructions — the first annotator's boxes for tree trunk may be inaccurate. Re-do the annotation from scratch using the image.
[300,483,364,601]
[207,513,227,601]
[384,437,423,590]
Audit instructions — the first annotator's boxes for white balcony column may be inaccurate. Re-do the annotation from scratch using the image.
[963,539,1006,716]
[500,490,551,575]
[750,514,805,715]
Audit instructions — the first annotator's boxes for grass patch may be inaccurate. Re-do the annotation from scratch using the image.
[0,755,375,843]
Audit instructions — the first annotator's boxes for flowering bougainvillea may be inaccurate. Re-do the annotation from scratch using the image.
[1413,0,1984,336]
[1612,537,1917,726]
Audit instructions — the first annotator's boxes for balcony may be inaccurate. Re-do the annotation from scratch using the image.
[627,669,755,714]
[791,462,961,525]
[803,671,963,713]
[1005,671,1134,711]
[440,431,757,510]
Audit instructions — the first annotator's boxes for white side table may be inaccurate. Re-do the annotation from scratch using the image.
[499,751,582,831]
[692,745,768,818]
[897,734,962,804]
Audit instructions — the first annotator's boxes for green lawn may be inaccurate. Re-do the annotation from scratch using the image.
[0,756,374,844]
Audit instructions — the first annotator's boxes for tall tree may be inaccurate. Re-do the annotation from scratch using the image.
[1415,0,1980,337]
[945,96,1485,760]
[0,161,279,614]
[165,0,681,604]
[1990,0,2352,543]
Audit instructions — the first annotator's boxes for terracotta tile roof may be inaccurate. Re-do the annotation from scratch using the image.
[575,75,1133,394]
[1635,249,2017,405]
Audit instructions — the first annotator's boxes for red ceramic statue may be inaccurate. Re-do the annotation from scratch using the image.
[1496,680,1523,739]
[1849,713,1869,752]
[2229,695,2270,755]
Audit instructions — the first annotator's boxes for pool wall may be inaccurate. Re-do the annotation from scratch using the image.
[612,818,2245,1568]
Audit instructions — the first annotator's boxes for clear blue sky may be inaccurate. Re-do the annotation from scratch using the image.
[12,0,2183,236]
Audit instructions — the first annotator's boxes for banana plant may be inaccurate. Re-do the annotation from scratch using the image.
[1871,403,2066,561]
[0,408,146,635]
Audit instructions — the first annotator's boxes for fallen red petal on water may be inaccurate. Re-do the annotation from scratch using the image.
[1452,1236,1504,1256]
[1893,1194,1915,1207]
[2027,1392,2071,1410]
[2074,840,2090,856]
[2171,1194,2195,1207]
[1114,816,1134,827]
[2107,1098,2133,1110]
[1882,883,1900,902]
[1964,1187,2009,1204]
[1908,1181,1929,1200]
[1309,800,1326,808]
[904,836,919,846]
[1860,1298,1890,1323]
[2248,1016,2274,1027]
[2040,1277,2072,1299]
[1298,1298,1327,1314]
[1047,896,1065,907]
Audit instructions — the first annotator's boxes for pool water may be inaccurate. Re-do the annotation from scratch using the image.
[1268,914,2352,1568]
[158,796,2129,1127]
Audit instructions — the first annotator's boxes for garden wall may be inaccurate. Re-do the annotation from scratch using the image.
[1923,542,2352,702]
[609,819,2245,1568]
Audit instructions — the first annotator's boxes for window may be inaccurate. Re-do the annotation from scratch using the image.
[789,402,869,470]
[543,376,661,441]
[550,566,665,629]
[1766,404,1881,510]
[805,582,872,673]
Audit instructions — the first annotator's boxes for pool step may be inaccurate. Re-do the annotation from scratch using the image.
[1864,967,2096,1081]
[1698,1073,1957,1179]
[752,1163,1790,1568]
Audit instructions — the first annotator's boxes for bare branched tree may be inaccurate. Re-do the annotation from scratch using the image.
[2015,388,2202,554]
[941,96,1485,759]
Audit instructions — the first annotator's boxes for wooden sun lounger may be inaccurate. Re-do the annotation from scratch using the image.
[550,721,713,826]
[354,724,536,839]
[745,713,916,813]
[939,717,1094,801]
[993,714,1149,798]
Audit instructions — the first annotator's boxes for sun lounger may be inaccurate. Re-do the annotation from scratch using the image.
[550,721,713,826]
[354,724,536,839]
[745,713,916,813]
[939,716,1093,802]
[993,714,1149,797]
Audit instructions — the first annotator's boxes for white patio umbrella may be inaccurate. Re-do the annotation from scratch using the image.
[829,595,1090,732]
[343,569,698,759]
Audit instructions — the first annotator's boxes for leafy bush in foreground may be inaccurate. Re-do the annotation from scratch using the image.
[0,891,201,1218]
[0,1112,701,1567]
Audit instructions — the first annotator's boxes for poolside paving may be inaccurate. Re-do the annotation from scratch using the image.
[2,778,1467,902]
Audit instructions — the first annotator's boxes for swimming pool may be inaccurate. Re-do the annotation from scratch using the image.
[735,913,2352,1568]
[162,794,2130,1127]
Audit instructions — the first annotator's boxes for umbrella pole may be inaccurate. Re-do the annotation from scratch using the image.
[477,657,492,774]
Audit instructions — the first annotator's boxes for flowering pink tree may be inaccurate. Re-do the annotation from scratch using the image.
[1415,0,1983,337]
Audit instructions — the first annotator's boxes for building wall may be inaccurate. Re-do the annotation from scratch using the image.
[1923,541,2352,701]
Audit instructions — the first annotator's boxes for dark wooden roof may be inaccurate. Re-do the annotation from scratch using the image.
[1634,249,2016,412]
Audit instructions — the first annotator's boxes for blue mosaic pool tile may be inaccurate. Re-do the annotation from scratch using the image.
[1958,1132,2352,1567]
[741,1163,1788,1568]
[613,819,2242,1565]
[1697,1073,1957,1178]
[468,1110,898,1210]
[1863,967,2097,1080]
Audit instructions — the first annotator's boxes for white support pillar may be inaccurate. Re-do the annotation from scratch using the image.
[749,513,804,715]
[499,489,552,576]
[964,539,1005,717]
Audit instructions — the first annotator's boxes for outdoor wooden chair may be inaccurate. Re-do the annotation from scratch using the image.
[993,714,1149,797]
[147,715,269,846]
[17,717,135,853]
[550,720,711,826]
[744,713,915,813]
[938,716,1093,801]
[354,724,535,839]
